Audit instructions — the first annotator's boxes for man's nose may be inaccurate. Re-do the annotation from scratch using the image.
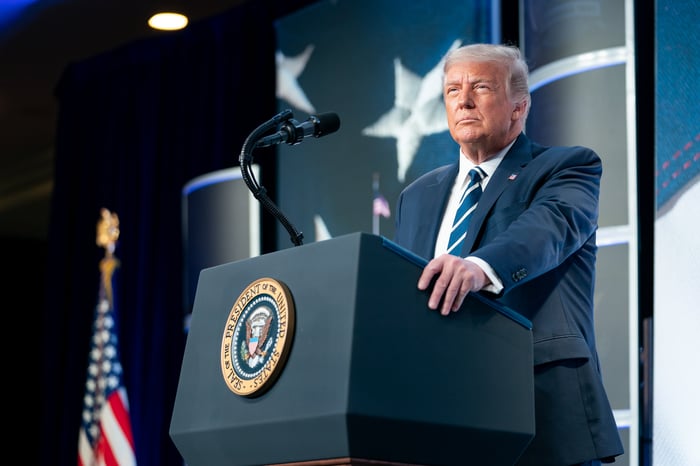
[458,91,474,108]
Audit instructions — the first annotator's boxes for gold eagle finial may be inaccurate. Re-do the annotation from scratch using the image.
[96,208,120,301]
[96,207,120,257]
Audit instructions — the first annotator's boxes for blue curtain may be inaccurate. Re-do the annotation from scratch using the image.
[39,2,314,464]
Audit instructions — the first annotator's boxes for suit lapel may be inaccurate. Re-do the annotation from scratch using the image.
[461,134,533,254]
[423,165,458,256]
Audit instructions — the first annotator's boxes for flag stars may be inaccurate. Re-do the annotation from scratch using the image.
[89,423,101,439]
[98,298,110,312]
[105,344,117,359]
[79,253,135,465]
[107,374,120,390]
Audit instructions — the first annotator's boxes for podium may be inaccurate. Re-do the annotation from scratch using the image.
[170,233,534,466]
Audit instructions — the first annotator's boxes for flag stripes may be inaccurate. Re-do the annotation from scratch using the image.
[78,249,136,466]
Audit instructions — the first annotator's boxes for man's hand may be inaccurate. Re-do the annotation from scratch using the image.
[418,254,491,315]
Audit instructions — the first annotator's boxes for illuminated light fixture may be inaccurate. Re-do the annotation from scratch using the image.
[148,11,189,31]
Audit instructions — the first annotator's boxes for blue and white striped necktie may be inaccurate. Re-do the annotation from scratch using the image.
[447,166,486,256]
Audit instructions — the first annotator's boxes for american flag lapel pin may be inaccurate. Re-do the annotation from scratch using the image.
[508,173,518,180]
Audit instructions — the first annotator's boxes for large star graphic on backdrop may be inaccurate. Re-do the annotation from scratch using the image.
[276,45,316,114]
[362,40,462,182]
[313,214,331,242]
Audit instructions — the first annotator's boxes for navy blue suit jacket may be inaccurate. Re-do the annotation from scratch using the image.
[394,133,623,465]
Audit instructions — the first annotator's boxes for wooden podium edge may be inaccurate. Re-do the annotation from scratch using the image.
[271,457,425,466]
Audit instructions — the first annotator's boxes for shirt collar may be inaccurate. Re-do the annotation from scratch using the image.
[457,138,517,188]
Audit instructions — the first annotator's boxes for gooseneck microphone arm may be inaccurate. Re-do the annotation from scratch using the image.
[239,109,305,247]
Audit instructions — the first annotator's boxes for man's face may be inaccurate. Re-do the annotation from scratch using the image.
[443,60,521,153]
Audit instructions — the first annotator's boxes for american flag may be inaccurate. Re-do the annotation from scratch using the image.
[373,192,391,218]
[372,172,391,219]
[78,256,136,466]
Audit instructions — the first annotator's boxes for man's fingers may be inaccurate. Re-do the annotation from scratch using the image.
[418,259,443,291]
[430,266,462,313]
[441,280,468,315]
[420,255,481,314]
[427,271,450,310]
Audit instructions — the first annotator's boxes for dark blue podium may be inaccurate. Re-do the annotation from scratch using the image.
[170,233,534,466]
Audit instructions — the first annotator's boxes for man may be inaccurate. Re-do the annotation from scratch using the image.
[394,43,624,465]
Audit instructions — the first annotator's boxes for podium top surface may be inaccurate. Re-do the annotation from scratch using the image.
[379,235,532,330]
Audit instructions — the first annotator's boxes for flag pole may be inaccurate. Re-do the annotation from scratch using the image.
[372,172,380,235]
[78,208,137,466]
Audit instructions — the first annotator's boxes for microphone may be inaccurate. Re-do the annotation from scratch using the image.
[255,112,340,148]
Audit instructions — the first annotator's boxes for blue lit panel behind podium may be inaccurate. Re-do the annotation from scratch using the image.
[181,166,260,322]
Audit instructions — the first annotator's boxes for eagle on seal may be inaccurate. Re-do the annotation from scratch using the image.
[246,307,272,364]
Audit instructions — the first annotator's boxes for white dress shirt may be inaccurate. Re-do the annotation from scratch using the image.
[433,140,516,294]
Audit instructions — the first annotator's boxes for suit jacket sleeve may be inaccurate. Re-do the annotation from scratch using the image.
[471,144,601,297]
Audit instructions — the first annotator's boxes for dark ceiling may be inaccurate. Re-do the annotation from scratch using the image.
[0,0,250,241]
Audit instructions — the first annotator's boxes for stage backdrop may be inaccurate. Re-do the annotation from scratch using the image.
[273,2,635,465]
[520,1,633,464]
[654,1,700,465]
[272,0,495,248]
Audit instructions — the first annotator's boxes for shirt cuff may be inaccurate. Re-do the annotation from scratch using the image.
[465,256,504,294]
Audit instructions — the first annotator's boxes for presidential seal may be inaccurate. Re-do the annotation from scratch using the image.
[220,277,295,397]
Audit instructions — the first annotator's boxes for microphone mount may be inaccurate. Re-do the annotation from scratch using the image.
[238,109,308,247]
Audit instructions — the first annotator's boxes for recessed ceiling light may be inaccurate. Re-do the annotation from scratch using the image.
[148,12,189,31]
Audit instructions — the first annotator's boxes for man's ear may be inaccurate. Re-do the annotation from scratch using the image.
[512,100,527,121]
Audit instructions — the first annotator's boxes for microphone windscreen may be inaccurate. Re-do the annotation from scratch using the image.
[315,112,341,136]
